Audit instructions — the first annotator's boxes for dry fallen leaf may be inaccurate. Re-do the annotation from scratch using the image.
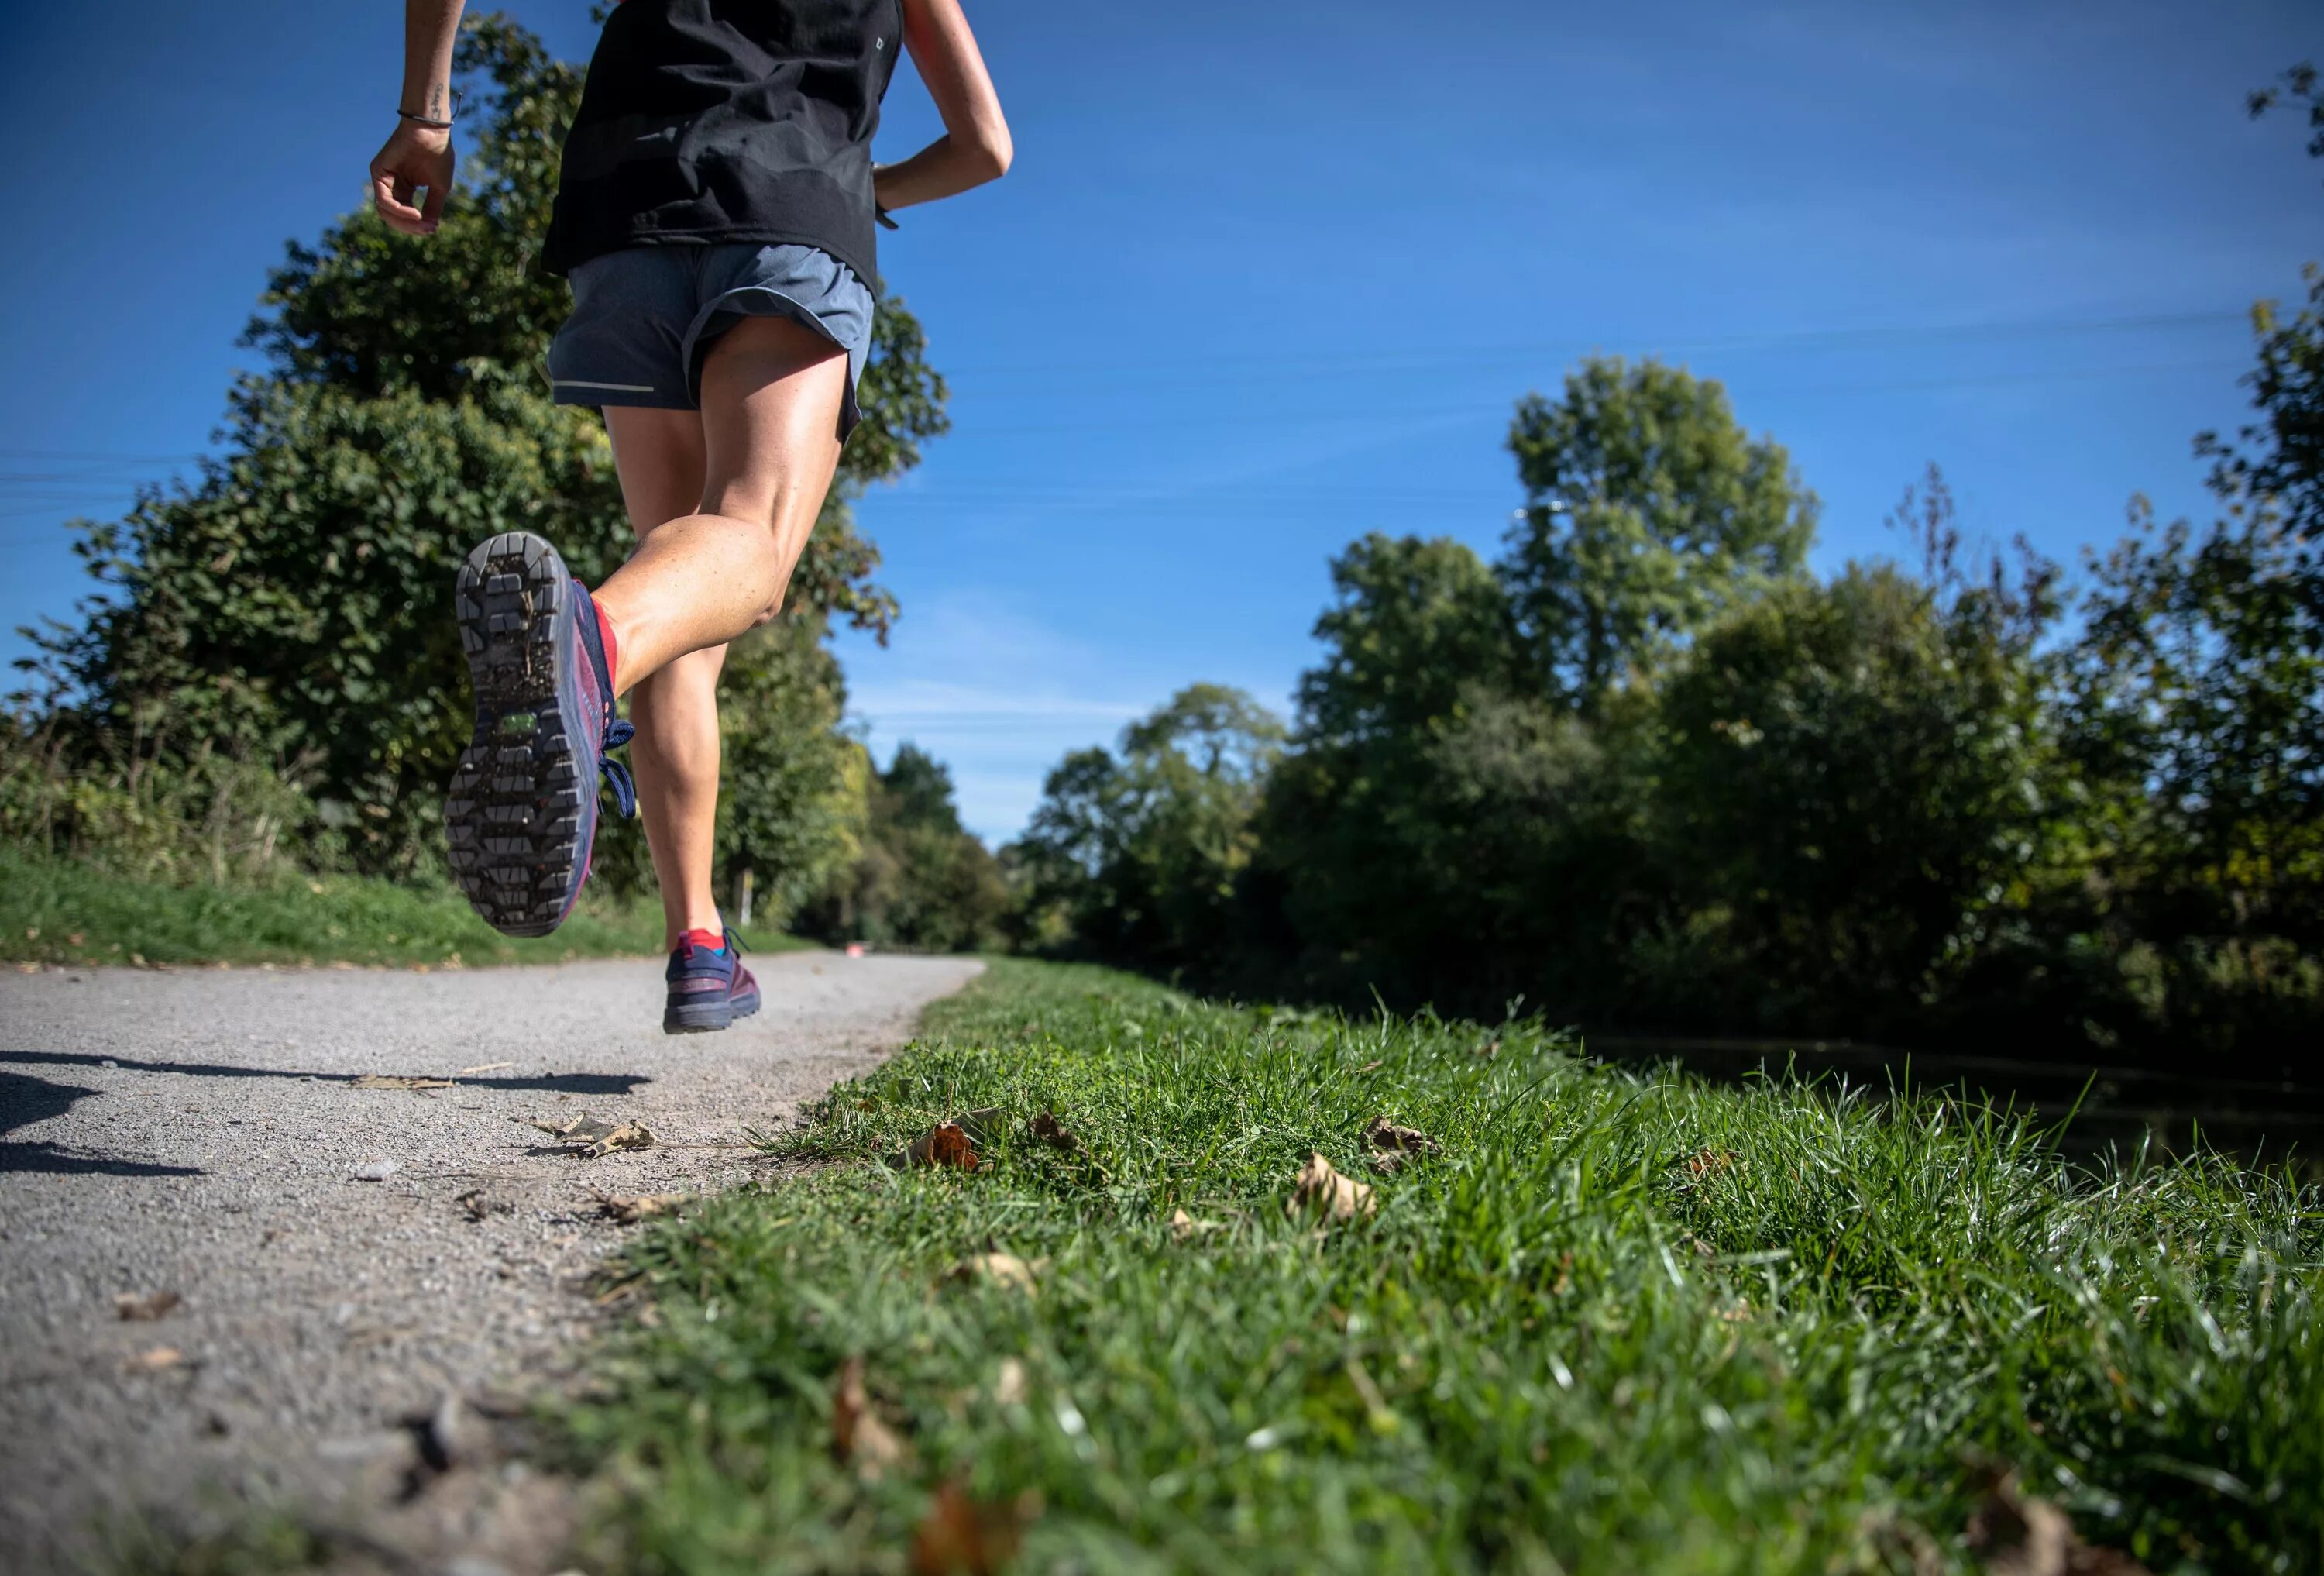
[909,1480,1041,1576]
[591,1189,687,1225]
[583,1121,654,1158]
[1474,1037,1501,1061]
[895,1122,980,1172]
[831,1355,906,1480]
[115,1290,182,1322]
[1286,1151,1376,1225]
[1363,1116,1440,1173]
[946,1253,1041,1292]
[351,1073,455,1091]
[1356,1059,1383,1074]
[954,1106,1003,1147]
[1967,1469,2154,1576]
[1363,1116,1439,1154]
[528,1114,652,1158]
[125,1346,184,1373]
[1167,1207,1225,1244]
[528,1113,607,1141]
[1028,1112,1081,1153]
[993,1357,1028,1406]
[455,1189,511,1221]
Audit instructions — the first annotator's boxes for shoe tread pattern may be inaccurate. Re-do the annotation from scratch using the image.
[445,532,583,937]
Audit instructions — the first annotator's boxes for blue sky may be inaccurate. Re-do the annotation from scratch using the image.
[2,1,2317,841]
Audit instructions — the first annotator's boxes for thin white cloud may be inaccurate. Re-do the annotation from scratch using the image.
[835,588,1170,843]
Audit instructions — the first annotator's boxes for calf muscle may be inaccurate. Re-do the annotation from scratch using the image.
[592,315,849,697]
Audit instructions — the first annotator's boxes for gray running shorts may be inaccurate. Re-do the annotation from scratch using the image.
[546,241,875,439]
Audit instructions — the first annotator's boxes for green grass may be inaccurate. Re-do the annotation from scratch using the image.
[555,959,2322,1575]
[0,844,807,968]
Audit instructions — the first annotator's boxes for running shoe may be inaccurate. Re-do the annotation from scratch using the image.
[665,927,761,1034]
[445,532,634,937]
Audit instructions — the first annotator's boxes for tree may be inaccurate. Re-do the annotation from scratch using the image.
[1502,357,1817,713]
[19,13,947,885]
[1296,534,1516,749]
[1011,685,1284,973]
[2031,64,2324,1062]
[1659,558,2054,1037]
[1256,535,1523,999]
[2211,64,2324,547]
[800,742,1005,952]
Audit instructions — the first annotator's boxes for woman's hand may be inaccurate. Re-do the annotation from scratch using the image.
[370,120,455,236]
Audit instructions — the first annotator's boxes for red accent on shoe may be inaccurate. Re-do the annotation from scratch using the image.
[594,600,621,695]
[680,927,726,953]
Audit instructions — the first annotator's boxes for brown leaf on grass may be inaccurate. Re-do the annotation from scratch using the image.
[954,1106,1003,1147]
[114,1290,182,1322]
[125,1346,184,1373]
[1285,1151,1376,1225]
[351,1074,455,1090]
[909,1480,1042,1576]
[1474,1037,1501,1061]
[590,1189,688,1225]
[1363,1116,1440,1172]
[893,1122,980,1172]
[831,1355,907,1481]
[1967,1470,2154,1576]
[945,1253,1041,1292]
[1683,1148,1738,1178]
[1363,1116,1439,1154]
[1356,1059,1383,1074]
[1028,1112,1081,1153]
[1167,1207,1228,1244]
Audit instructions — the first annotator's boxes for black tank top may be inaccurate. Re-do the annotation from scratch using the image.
[541,0,903,287]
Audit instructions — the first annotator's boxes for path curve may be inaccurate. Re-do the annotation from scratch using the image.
[0,951,982,1572]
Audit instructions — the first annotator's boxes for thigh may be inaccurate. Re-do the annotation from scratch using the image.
[696,314,849,525]
[602,406,709,538]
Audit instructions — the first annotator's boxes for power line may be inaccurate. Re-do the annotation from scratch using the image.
[0,449,205,465]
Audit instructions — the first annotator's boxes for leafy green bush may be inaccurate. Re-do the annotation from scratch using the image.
[1,714,332,886]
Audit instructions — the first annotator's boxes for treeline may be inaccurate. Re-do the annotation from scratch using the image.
[1006,318,2323,1072]
[2,15,993,952]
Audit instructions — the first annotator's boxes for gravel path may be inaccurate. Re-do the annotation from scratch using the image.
[0,951,982,1574]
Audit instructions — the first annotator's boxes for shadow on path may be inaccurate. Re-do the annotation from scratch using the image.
[0,1069,204,1177]
[0,1051,650,1097]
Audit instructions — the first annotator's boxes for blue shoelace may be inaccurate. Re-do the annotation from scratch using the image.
[600,718,638,817]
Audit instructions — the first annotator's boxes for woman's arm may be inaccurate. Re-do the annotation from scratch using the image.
[369,0,468,236]
[875,0,1012,214]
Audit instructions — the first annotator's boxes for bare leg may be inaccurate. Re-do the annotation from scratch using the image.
[600,407,724,951]
[591,315,849,698]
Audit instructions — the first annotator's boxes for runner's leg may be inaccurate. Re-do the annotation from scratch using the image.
[599,407,726,951]
[590,314,850,697]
